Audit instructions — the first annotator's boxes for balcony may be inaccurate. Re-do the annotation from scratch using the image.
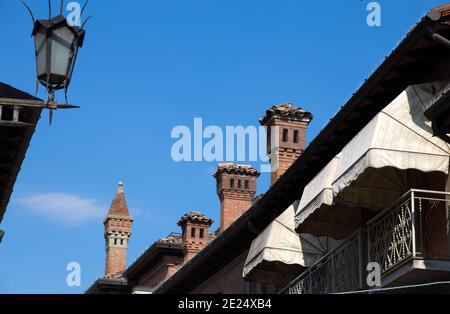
[283,189,450,294]
[283,230,363,294]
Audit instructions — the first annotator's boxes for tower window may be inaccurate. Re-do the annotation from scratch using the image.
[238,179,242,189]
[199,228,205,239]
[293,130,299,143]
[191,227,196,237]
[114,238,118,245]
[245,180,249,189]
[282,129,288,142]
[230,178,235,188]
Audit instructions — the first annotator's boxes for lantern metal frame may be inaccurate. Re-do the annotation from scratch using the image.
[32,15,86,103]
[16,0,91,125]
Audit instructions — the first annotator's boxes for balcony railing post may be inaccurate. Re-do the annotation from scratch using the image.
[411,190,417,258]
[447,193,450,259]
[359,228,367,290]
[331,252,335,293]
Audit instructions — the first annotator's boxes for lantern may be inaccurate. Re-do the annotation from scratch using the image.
[32,15,85,101]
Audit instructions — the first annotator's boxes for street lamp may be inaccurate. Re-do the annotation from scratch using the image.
[0,1,89,127]
[32,15,85,103]
[13,0,90,125]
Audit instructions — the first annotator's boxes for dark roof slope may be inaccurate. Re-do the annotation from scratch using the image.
[155,4,450,294]
[0,83,39,100]
[0,83,41,224]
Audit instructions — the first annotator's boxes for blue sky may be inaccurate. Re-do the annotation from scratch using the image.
[0,0,444,294]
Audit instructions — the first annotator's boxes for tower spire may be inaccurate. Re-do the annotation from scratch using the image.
[106,181,129,217]
[104,181,133,278]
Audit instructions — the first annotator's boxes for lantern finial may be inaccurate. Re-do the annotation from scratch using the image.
[48,0,52,19]
[21,1,36,25]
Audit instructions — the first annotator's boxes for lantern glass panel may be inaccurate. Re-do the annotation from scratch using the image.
[50,24,75,85]
[34,28,48,80]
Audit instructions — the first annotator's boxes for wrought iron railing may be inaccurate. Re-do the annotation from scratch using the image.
[282,189,450,294]
[282,230,363,294]
[367,189,450,275]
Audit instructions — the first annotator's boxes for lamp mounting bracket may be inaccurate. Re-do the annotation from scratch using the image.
[0,97,80,127]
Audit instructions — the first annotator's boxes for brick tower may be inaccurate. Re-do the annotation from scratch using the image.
[104,182,133,278]
[260,103,312,185]
[178,211,213,262]
[214,163,260,232]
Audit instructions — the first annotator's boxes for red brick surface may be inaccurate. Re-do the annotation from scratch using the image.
[267,119,308,185]
[105,246,128,277]
[181,220,211,263]
[215,164,259,232]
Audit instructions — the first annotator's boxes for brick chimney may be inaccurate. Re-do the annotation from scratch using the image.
[214,163,260,232]
[104,182,133,278]
[178,211,213,262]
[260,103,312,185]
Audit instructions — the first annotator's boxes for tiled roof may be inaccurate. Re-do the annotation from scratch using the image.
[259,102,312,125]
[213,163,260,178]
[159,231,215,244]
[158,234,182,244]
[253,193,265,204]
[208,231,218,242]
[177,211,213,227]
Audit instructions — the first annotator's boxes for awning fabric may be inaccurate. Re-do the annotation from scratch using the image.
[243,204,343,285]
[295,155,341,228]
[332,83,450,207]
[295,83,450,231]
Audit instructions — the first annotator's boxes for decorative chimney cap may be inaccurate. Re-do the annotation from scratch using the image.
[213,163,260,178]
[259,103,312,126]
[177,211,213,227]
